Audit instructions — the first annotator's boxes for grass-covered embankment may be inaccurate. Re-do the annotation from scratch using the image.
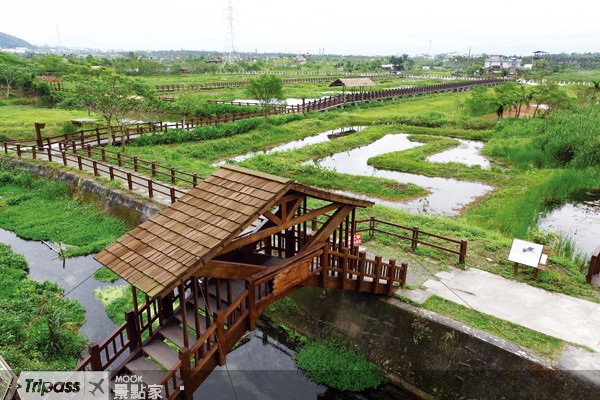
[0,243,86,373]
[0,164,128,257]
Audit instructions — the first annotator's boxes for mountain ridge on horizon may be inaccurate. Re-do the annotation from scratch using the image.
[0,32,33,49]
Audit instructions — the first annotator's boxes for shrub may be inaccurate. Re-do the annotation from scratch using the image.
[294,340,384,391]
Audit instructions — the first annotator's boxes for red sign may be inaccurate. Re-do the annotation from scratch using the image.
[353,233,362,246]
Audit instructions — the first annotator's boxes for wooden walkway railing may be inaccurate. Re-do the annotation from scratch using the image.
[154,73,500,92]
[356,217,468,264]
[3,79,503,153]
[586,247,600,284]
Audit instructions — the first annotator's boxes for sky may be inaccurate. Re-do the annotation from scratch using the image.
[3,0,600,56]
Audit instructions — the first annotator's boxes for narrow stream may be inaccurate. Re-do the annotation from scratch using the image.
[0,228,119,343]
[538,188,600,256]
[314,134,493,216]
[215,126,367,165]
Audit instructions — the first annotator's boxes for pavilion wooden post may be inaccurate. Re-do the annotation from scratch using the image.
[320,243,329,287]
[180,283,190,349]
[247,277,257,330]
[215,311,227,366]
[179,347,193,400]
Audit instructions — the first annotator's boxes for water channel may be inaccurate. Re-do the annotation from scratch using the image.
[215,126,367,165]
[313,134,493,216]
[537,188,600,256]
[0,228,416,399]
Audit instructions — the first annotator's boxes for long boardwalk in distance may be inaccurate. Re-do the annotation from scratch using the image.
[78,164,408,399]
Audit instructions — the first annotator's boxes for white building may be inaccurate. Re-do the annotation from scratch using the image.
[484,56,522,75]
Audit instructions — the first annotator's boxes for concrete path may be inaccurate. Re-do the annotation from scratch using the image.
[419,267,600,351]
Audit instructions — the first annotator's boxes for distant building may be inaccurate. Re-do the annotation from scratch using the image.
[484,55,522,75]
[533,50,548,59]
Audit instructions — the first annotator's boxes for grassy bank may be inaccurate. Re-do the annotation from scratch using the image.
[0,165,128,257]
[0,243,86,373]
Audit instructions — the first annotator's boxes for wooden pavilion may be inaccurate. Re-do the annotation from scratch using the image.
[78,164,407,399]
[329,77,375,95]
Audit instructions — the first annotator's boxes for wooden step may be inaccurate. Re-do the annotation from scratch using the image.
[124,356,165,386]
[143,341,180,370]
[174,303,209,332]
[160,322,187,348]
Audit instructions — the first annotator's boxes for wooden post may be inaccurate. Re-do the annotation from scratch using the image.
[92,161,98,176]
[340,247,349,290]
[125,311,140,350]
[34,122,45,150]
[32,146,37,160]
[127,173,133,190]
[170,187,176,204]
[179,347,193,400]
[117,152,122,167]
[513,262,520,279]
[192,173,198,187]
[77,155,83,170]
[87,144,92,158]
[357,251,366,292]
[247,278,257,330]
[101,148,106,162]
[3,142,7,154]
[16,144,21,158]
[89,343,103,371]
[320,244,329,288]
[369,216,376,238]
[96,128,100,145]
[401,263,408,288]
[61,151,67,166]
[180,283,189,349]
[109,166,114,181]
[373,256,382,294]
[133,156,138,172]
[171,168,176,184]
[47,147,52,162]
[411,226,419,251]
[387,259,397,296]
[215,311,227,366]
[148,179,153,198]
[459,240,467,265]
[151,162,157,177]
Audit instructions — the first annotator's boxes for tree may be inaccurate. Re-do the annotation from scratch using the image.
[176,91,203,125]
[532,84,572,117]
[60,71,153,149]
[244,74,285,123]
[0,62,26,99]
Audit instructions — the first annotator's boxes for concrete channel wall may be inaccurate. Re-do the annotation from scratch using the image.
[9,158,599,399]
[273,287,599,400]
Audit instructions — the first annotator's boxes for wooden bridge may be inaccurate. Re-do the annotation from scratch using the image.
[77,164,407,399]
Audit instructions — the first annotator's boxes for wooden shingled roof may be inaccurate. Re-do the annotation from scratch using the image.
[94,164,371,298]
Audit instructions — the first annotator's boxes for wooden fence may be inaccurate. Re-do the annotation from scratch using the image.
[586,247,600,284]
[3,79,503,154]
[11,145,188,204]
[355,217,468,264]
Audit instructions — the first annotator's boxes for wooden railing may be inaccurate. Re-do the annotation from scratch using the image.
[586,247,600,284]
[77,295,161,371]
[78,145,200,187]
[9,145,189,204]
[356,217,468,264]
[3,79,503,153]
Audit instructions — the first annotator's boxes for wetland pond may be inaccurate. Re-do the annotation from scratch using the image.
[538,188,600,256]
[0,228,417,399]
[216,126,367,165]
[313,134,493,216]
